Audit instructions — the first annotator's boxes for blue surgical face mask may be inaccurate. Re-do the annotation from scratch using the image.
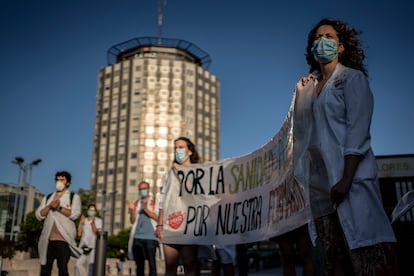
[87,210,96,217]
[139,189,148,198]
[311,37,338,63]
[175,148,188,164]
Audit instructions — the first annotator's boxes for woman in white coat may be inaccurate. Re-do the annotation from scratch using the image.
[295,18,399,275]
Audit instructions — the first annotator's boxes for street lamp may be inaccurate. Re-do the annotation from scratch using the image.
[10,157,42,241]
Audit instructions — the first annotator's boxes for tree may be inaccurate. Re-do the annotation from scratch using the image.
[106,228,131,258]
[15,211,43,258]
[77,188,96,217]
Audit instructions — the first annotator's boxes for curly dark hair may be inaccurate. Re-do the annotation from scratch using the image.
[55,171,71,184]
[174,136,201,164]
[305,18,368,76]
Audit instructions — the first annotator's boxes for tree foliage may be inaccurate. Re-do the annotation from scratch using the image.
[106,228,131,258]
[15,211,43,257]
[76,188,97,218]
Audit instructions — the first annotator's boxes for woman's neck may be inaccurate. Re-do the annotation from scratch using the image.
[320,61,338,80]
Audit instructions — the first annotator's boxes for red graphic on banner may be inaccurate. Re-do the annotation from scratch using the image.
[167,211,184,229]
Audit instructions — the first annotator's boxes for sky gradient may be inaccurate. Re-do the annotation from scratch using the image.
[1,0,413,194]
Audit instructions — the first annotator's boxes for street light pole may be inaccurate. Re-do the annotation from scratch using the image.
[94,190,108,276]
[10,157,24,241]
[10,157,42,241]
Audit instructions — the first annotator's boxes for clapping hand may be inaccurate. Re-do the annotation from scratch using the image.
[126,199,138,211]
[49,198,60,210]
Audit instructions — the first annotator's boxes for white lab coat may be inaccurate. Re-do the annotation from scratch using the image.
[294,63,396,249]
[35,190,82,265]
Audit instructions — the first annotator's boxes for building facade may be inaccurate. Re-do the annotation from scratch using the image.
[0,182,44,241]
[90,37,220,234]
[376,154,414,275]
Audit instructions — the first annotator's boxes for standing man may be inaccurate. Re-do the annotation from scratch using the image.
[127,181,160,276]
[75,203,102,276]
[35,171,82,276]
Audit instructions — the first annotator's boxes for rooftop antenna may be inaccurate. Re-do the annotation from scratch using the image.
[158,0,167,44]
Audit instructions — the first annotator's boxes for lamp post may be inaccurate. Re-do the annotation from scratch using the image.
[10,157,42,241]
[94,190,108,276]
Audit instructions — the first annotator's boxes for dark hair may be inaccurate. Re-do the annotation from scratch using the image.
[55,171,71,183]
[174,136,201,164]
[305,18,368,76]
[87,203,96,209]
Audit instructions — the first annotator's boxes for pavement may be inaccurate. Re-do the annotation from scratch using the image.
[2,256,300,276]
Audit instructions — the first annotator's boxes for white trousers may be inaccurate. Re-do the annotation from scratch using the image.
[75,250,95,276]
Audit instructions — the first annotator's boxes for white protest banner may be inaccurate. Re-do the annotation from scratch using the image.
[161,93,312,245]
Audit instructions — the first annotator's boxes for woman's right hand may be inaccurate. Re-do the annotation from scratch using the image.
[296,74,314,92]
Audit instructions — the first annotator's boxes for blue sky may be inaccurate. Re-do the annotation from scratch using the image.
[1,0,413,195]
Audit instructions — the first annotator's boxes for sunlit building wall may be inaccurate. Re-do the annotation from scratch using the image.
[90,37,220,234]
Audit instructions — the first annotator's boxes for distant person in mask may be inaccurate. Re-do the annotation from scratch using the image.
[127,181,160,276]
[294,18,399,275]
[75,203,102,276]
[36,171,82,276]
[155,137,201,276]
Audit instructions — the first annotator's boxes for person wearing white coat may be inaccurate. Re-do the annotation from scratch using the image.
[295,18,399,275]
[74,203,102,276]
[35,171,81,276]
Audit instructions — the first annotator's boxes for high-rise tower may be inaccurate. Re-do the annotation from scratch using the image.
[90,37,220,233]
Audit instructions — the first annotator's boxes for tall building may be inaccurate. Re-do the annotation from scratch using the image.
[90,37,220,234]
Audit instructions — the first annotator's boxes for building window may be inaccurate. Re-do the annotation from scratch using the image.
[145,139,155,147]
[156,139,168,147]
[131,152,137,159]
[144,152,155,159]
[157,152,168,160]
[143,165,154,173]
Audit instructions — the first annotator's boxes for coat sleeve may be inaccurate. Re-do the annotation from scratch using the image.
[344,71,373,156]
[69,194,82,221]
[35,196,48,221]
